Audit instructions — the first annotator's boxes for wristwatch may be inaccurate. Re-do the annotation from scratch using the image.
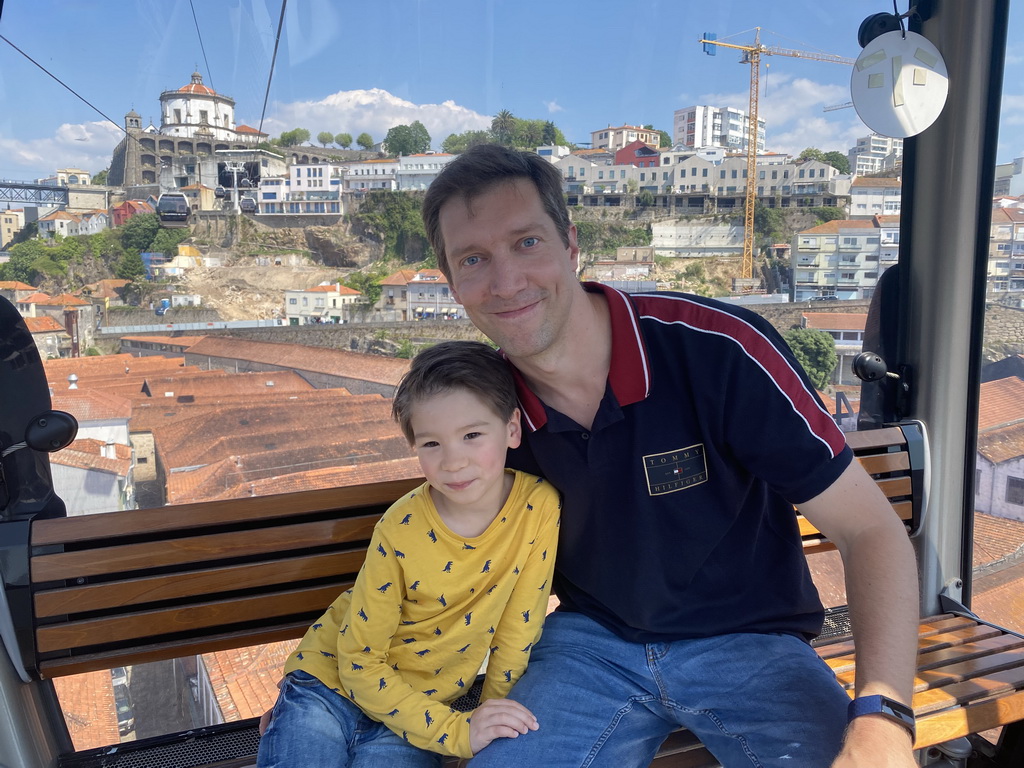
[848,695,916,741]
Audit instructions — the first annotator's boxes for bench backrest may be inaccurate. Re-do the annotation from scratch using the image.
[22,424,924,679]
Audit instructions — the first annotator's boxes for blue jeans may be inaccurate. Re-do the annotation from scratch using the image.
[468,612,848,768]
[257,670,443,768]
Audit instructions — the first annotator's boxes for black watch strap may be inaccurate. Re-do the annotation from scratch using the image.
[848,694,916,741]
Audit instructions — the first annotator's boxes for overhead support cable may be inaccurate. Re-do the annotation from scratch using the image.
[257,0,288,137]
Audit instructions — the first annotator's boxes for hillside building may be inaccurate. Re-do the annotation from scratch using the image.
[590,125,660,152]
[846,134,903,176]
[672,105,766,153]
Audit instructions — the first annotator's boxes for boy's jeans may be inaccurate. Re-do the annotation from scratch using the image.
[257,670,443,768]
[468,611,850,768]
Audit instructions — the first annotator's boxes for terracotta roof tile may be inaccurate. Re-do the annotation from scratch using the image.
[185,337,409,387]
[0,281,37,290]
[978,377,1024,432]
[52,438,132,475]
[203,640,298,721]
[25,316,69,334]
[51,390,133,422]
[120,335,207,349]
[52,671,120,751]
[973,511,1024,567]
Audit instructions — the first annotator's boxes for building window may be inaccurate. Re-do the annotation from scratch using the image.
[1006,476,1024,505]
[288,298,297,305]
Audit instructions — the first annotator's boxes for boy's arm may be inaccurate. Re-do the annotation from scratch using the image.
[337,527,476,758]
[480,490,560,702]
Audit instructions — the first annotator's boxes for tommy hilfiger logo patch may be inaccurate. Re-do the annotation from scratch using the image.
[643,444,708,496]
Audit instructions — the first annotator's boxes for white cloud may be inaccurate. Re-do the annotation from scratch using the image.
[543,100,564,114]
[697,74,867,155]
[0,120,124,179]
[255,88,491,148]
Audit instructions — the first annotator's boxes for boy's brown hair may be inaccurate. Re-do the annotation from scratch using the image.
[392,341,518,444]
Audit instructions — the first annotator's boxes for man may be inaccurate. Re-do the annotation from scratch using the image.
[420,144,919,767]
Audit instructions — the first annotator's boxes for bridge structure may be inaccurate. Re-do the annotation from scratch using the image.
[0,180,68,207]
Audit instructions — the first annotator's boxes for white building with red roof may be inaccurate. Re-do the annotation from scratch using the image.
[159,72,252,144]
[375,269,462,321]
[283,283,362,325]
[976,376,1024,522]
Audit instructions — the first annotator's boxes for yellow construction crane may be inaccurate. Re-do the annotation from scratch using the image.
[699,29,854,284]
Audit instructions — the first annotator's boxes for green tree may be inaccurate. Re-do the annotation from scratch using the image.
[441,129,493,154]
[317,131,334,147]
[0,239,47,283]
[150,226,190,256]
[782,328,838,390]
[352,190,430,262]
[120,213,160,253]
[384,121,431,156]
[92,168,109,185]
[542,121,558,145]
[335,132,352,149]
[344,270,385,306]
[279,128,311,146]
[115,251,146,281]
[491,109,515,146]
[356,132,375,151]
[753,202,786,248]
[822,151,851,175]
[658,130,673,148]
[809,207,846,224]
[799,147,826,162]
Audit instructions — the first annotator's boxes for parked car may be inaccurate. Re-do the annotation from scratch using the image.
[113,683,135,735]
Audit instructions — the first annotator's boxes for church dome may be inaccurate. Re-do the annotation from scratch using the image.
[179,72,216,96]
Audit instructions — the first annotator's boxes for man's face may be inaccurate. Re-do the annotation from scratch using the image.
[440,179,580,361]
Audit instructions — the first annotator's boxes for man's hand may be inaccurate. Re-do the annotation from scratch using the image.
[831,715,916,767]
[469,698,539,755]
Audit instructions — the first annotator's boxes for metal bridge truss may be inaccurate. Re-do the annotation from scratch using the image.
[0,181,69,207]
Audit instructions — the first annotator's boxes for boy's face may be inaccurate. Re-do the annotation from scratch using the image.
[409,388,521,516]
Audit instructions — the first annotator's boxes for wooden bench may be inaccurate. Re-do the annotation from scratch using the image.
[4,422,1023,766]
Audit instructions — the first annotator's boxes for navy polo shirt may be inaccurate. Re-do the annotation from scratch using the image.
[505,284,852,643]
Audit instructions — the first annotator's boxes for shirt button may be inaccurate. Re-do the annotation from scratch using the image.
[581,433,590,440]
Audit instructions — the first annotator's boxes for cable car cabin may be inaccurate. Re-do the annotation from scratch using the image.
[214,186,226,199]
[155,193,190,228]
[2,2,1024,768]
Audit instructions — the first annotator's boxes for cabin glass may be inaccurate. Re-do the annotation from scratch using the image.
[2,0,998,753]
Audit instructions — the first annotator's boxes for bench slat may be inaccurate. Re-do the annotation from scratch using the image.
[37,624,307,679]
[31,516,378,581]
[34,550,367,617]
[915,689,1024,750]
[30,478,421,545]
[35,583,350,653]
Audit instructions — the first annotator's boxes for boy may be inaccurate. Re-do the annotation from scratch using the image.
[257,341,561,767]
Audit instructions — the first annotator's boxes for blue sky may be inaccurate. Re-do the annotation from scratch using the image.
[1,0,1021,180]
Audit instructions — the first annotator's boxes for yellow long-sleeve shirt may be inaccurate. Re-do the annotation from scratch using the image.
[284,469,560,758]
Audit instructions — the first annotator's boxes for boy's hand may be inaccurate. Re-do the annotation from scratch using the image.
[469,698,539,754]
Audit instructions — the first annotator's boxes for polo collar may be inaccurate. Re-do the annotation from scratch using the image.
[507,282,651,432]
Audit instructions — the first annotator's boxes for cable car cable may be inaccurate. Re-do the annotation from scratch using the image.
[188,0,215,93]
[257,0,288,137]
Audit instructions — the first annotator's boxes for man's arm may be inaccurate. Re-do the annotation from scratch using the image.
[798,459,919,766]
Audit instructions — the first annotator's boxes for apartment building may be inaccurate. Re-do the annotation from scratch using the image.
[847,134,903,176]
[988,207,1024,295]
[395,153,457,190]
[672,105,766,153]
[283,283,362,324]
[344,158,399,192]
[790,218,889,301]
[1,209,25,249]
[375,269,462,322]
[848,177,902,218]
[590,125,660,152]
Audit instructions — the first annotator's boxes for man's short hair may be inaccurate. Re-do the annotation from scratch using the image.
[422,144,571,281]
[392,340,518,444]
